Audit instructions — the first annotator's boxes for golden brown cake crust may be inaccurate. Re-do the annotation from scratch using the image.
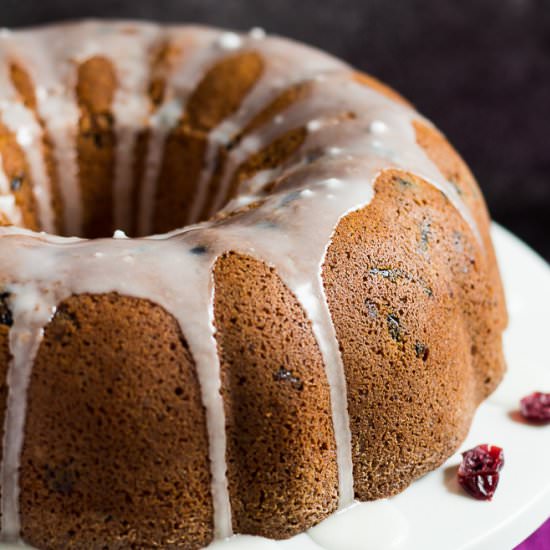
[413,121,507,397]
[214,252,338,537]
[76,57,117,238]
[19,294,213,549]
[323,169,505,499]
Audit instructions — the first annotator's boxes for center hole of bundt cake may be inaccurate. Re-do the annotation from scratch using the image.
[6,49,273,239]
[74,52,232,239]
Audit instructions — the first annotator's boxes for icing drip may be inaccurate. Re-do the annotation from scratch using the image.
[0,21,482,544]
[108,23,161,232]
[1,287,56,541]
[0,155,22,226]
[137,99,182,235]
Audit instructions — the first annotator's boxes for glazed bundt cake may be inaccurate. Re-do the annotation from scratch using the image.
[0,20,506,549]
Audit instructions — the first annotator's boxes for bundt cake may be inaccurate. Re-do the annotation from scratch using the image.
[0,20,507,549]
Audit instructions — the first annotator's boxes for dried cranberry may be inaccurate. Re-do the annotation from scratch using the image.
[457,444,504,500]
[520,392,550,423]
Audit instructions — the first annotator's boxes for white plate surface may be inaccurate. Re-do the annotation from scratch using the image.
[2,224,550,550]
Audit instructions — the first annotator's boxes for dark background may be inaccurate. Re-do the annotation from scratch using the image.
[4,0,549,260]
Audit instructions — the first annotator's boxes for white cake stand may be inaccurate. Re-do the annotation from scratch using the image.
[3,224,549,550]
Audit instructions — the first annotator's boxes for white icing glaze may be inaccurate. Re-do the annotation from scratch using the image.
[207,500,409,549]
[307,500,409,549]
[217,32,243,51]
[107,23,161,232]
[0,21,481,545]
[0,155,22,226]
[112,229,128,238]
[1,287,57,540]
[249,27,266,41]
